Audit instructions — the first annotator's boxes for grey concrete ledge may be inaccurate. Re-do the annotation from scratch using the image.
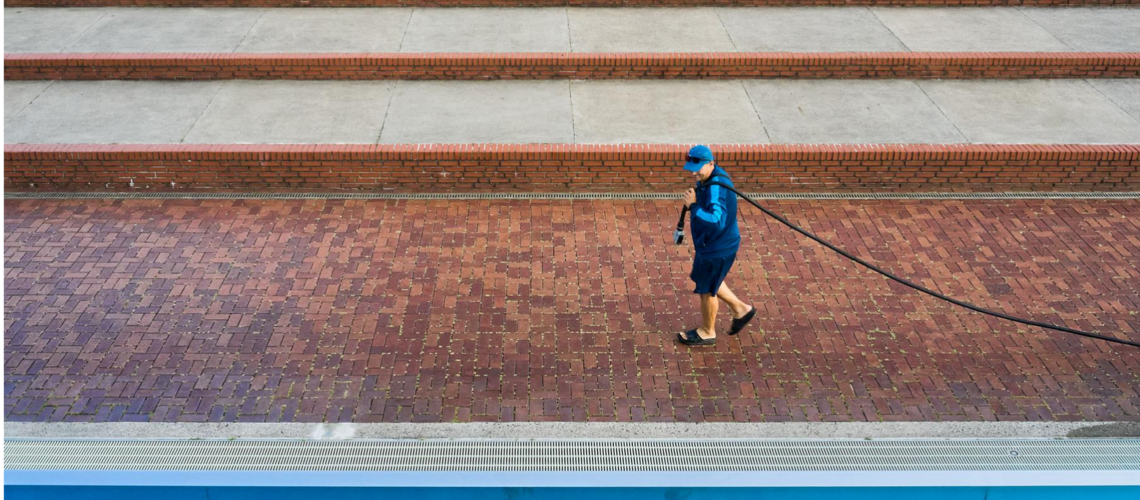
[8,421,1140,440]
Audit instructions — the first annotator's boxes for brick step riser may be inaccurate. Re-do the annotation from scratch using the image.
[6,145,1138,193]
[8,54,1140,81]
[6,0,1138,6]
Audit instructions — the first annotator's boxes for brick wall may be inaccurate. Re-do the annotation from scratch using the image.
[7,53,1140,81]
[5,0,1138,6]
[6,144,1138,192]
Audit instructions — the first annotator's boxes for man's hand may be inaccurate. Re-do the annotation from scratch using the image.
[682,188,696,206]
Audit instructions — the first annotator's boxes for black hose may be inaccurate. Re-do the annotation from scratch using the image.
[700,181,1140,349]
[674,206,688,245]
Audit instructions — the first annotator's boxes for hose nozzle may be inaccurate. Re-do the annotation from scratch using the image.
[674,206,688,245]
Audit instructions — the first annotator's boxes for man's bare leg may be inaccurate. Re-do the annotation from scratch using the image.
[716,283,752,319]
[679,293,719,342]
[699,293,718,339]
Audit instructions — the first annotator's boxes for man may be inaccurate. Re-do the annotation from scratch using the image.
[678,145,756,346]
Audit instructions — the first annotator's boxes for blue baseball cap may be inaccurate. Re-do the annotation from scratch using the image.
[683,145,714,172]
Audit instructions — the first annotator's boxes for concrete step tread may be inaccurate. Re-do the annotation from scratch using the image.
[6,7,1140,55]
[6,79,1140,145]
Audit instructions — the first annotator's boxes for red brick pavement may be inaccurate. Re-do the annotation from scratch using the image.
[5,198,1139,423]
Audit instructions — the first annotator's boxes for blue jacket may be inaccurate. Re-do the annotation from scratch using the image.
[690,166,741,259]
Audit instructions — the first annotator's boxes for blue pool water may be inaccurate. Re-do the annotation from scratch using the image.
[7,470,1139,500]
[6,485,1140,500]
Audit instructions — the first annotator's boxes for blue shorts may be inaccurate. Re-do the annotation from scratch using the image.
[690,253,737,295]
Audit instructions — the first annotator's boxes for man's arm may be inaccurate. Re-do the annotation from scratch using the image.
[692,184,726,228]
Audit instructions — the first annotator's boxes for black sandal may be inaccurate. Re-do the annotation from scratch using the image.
[678,329,716,346]
[729,306,756,336]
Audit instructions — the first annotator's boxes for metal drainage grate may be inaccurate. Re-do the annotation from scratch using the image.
[5,191,1140,200]
[6,439,1140,472]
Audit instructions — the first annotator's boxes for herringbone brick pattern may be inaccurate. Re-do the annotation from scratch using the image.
[5,198,1139,422]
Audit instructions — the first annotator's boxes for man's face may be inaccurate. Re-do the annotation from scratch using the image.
[692,162,715,182]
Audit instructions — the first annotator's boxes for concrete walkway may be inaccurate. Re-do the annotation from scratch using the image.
[6,197,1139,423]
[6,7,1140,54]
[6,79,1140,144]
